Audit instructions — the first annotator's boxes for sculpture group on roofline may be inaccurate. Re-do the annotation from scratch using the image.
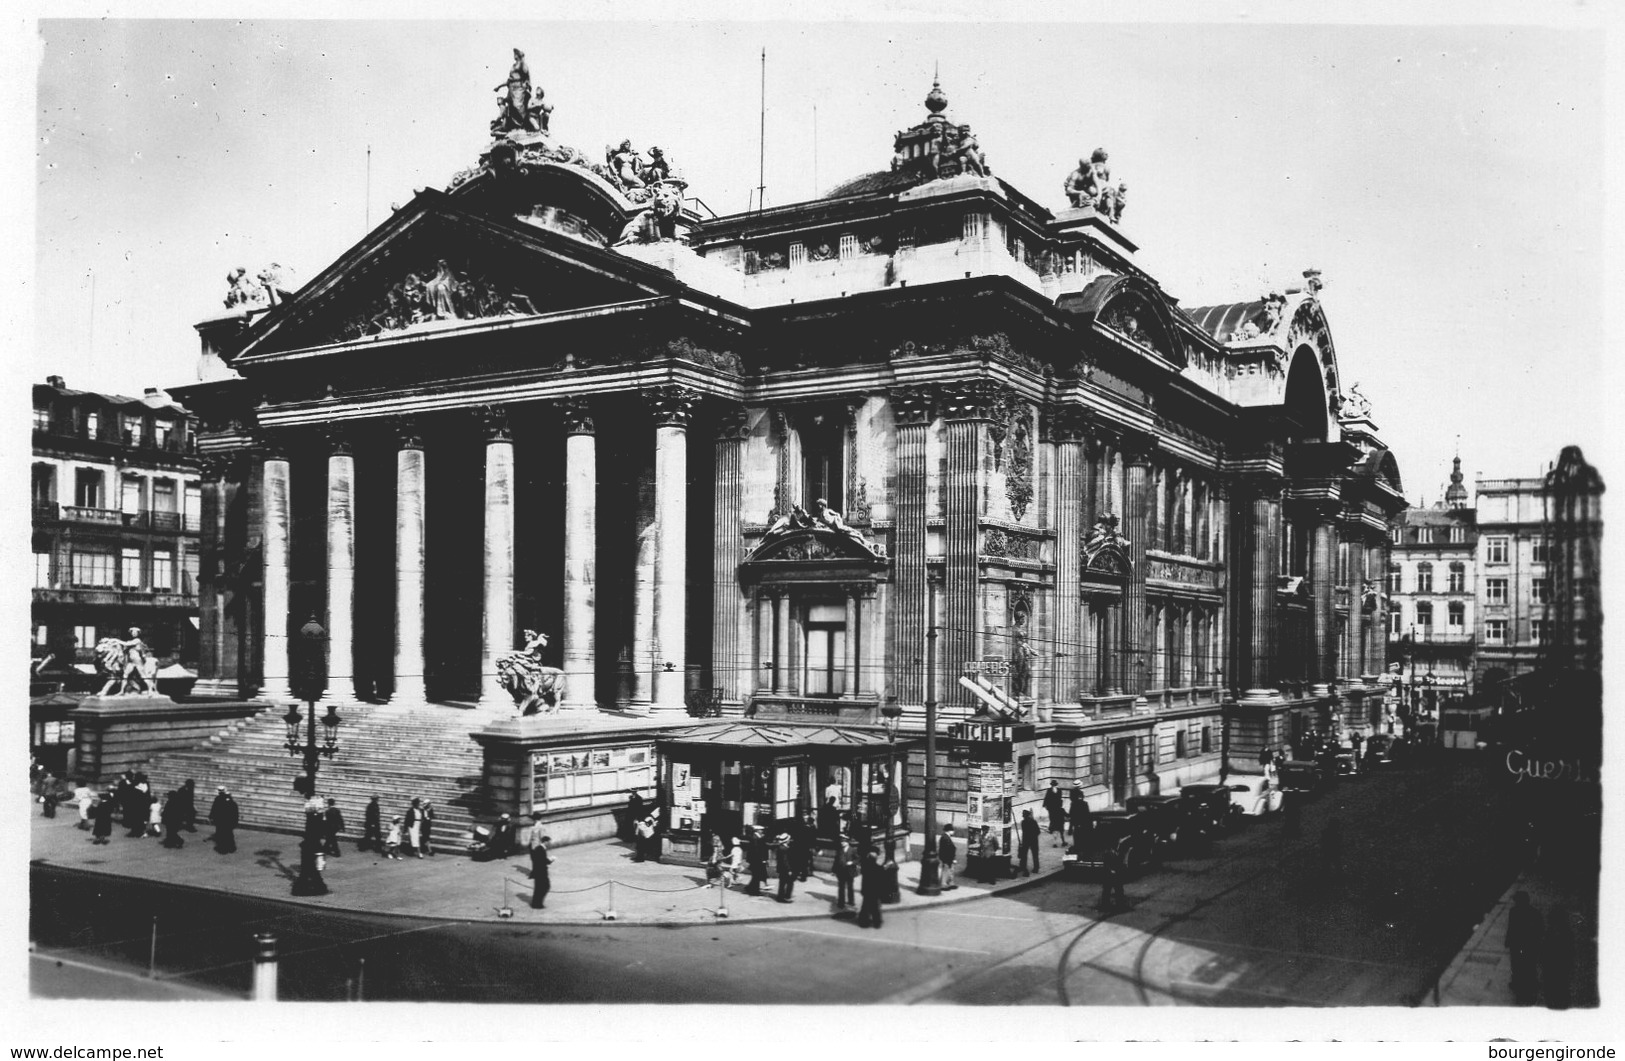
[223,264,292,311]
[1063,148,1128,222]
[491,48,552,137]
[761,497,881,555]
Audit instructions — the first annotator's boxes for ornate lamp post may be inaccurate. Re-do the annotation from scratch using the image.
[917,603,942,896]
[286,616,339,896]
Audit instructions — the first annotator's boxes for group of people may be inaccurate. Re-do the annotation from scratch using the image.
[1040,779,1096,850]
[355,795,439,860]
[704,822,895,929]
[54,771,243,854]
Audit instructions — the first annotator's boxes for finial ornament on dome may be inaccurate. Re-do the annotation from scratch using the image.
[925,66,948,115]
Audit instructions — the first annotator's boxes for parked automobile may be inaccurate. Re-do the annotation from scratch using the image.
[1363,733,1408,768]
[1276,759,1324,794]
[1061,809,1160,878]
[1178,783,1242,834]
[1123,794,1186,847]
[1225,774,1283,817]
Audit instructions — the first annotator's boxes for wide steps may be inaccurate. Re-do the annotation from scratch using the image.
[136,702,511,848]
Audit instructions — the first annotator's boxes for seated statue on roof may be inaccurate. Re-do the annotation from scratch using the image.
[1063,148,1127,220]
[954,126,987,178]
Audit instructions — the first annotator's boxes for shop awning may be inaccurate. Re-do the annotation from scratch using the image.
[658,720,919,759]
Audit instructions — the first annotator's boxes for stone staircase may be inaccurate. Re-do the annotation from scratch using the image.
[139,701,504,849]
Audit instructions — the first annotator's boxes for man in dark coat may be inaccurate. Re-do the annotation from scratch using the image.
[790,813,814,882]
[744,826,769,896]
[856,848,885,929]
[774,832,797,902]
[160,790,186,848]
[361,795,383,852]
[527,815,552,909]
[90,793,115,844]
[322,798,346,857]
[174,779,198,832]
[937,826,958,890]
[1018,808,1042,876]
[621,791,645,841]
[832,837,857,909]
[210,786,239,853]
[1068,785,1091,847]
[1042,780,1066,846]
[1098,844,1127,911]
[1505,891,1542,1005]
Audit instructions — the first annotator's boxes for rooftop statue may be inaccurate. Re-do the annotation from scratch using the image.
[613,179,686,246]
[491,49,549,137]
[1063,148,1127,221]
[1344,383,1372,419]
[605,140,648,194]
[953,125,987,178]
[223,266,258,309]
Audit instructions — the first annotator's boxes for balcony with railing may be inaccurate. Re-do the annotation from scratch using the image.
[60,506,122,526]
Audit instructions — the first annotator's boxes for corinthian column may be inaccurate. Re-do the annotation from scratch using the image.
[325,429,356,702]
[1051,406,1086,704]
[392,419,428,704]
[1308,504,1339,688]
[1120,431,1158,696]
[560,397,597,710]
[889,387,933,705]
[712,405,750,710]
[258,442,293,701]
[1247,478,1284,688]
[477,408,516,708]
[649,386,696,713]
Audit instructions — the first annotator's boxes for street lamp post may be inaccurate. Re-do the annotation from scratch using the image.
[917,594,941,896]
[879,700,903,903]
[286,616,339,897]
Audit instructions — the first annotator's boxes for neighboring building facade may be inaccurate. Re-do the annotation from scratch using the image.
[30,376,203,675]
[1386,457,1477,719]
[168,68,1405,845]
[1474,449,1604,699]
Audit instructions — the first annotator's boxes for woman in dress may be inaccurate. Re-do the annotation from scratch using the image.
[405,798,424,859]
[419,800,436,857]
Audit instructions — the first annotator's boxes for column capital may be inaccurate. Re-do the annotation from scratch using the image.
[1240,472,1287,500]
[557,396,595,436]
[1117,429,1161,466]
[391,416,424,451]
[1045,403,1092,444]
[1287,496,1344,523]
[713,402,751,442]
[645,384,699,428]
[480,404,513,443]
[939,378,1003,422]
[890,385,935,426]
[255,431,289,463]
[199,454,232,481]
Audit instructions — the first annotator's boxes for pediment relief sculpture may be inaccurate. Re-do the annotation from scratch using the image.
[329,258,538,343]
[747,501,886,564]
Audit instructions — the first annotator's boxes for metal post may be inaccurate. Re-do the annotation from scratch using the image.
[148,916,157,977]
[356,957,365,1002]
[918,582,941,896]
[252,932,277,1003]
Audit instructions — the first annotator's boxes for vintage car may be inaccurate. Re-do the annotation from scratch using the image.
[1225,774,1284,817]
[1061,809,1161,878]
[1363,733,1409,767]
[1178,783,1242,834]
[1123,794,1187,847]
[1275,759,1325,794]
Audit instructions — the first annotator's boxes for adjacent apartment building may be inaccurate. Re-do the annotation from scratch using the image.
[1387,456,1476,717]
[31,375,203,681]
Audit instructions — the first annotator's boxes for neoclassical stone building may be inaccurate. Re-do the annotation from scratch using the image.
[171,68,1405,846]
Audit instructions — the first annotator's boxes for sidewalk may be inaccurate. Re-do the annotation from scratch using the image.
[1430,859,1599,1007]
[29,804,1061,926]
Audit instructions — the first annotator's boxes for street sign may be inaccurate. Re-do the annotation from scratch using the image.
[965,659,1010,677]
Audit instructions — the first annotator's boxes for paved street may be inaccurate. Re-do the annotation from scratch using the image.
[33,754,1589,1007]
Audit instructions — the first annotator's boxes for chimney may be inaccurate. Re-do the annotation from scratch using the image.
[46,375,65,389]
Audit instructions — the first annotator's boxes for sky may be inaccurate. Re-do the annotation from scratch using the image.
[18,12,1614,502]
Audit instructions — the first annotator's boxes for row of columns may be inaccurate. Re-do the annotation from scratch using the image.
[250,392,697,711]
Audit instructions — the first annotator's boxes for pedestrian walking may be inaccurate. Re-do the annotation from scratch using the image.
[621,790,645,842]
[174,779,198,832]
[832,836,857,909]
[1068,784,1092,848]
[774,832,797,902]
[791,813,814,882]
[209,786,239,853]
[405,798,424,859]
[383,816,404,860]
[745,826,768,896]
[361,795,383,853]
[1042,780,1066,846]
[419,800,436,857]
[160,789,185,849]
[90,792,114,845]
[124,782,151,838]
[1505,891,1543,1005]
[856,848,885,929]
[721,835,747,891]
[322,798,346,857]
[1018,809,1042,876]
[41,779,59,819]
[74,781,93,830]
[1543,906,1576,1010]
[633,814,655,861]
[937,825,958,890]
[1098,844,1127,911]
[145,792,163,838]
[527,815,553,909]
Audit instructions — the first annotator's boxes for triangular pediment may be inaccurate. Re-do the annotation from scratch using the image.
[232,192,682,362]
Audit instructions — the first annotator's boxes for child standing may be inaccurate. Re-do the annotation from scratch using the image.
[384,816,404,860]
